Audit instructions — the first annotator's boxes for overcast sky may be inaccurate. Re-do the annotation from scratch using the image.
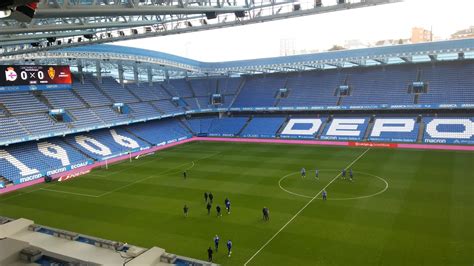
[116,0,473,62]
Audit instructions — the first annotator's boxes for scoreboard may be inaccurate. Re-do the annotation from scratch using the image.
[0,65,72,92]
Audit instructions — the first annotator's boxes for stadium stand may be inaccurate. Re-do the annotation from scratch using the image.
[0,92,49,114]
[241,117,286,138]
[15,113,68,136]
[232,75,286,107]
[125,119,192,145]
[187,117,215,135]
[72,78,112,107]
[368,117,419,143]
[100,77,139,103]
[280,71,341,107]
[0,139,90,184]
[42,90,85,109]
[207,117,249,136]
[126,84,163,101]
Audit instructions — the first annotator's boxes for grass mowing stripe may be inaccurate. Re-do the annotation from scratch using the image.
[39,188,101,198]
[98,152,221,197]
[244,147,371,266]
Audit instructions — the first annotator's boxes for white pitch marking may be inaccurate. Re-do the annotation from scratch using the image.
[244,148,371,266]
[39,188,100,198]
[97,161,195,197]
[278,170,389,201]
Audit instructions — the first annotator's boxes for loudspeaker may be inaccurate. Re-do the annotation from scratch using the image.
[234,11,245,18]
[205,11,217,19]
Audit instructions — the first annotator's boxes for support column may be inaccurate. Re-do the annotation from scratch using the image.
[133,63,139,85]
[165,70,170,83]
[95,60,102,84]
[77,60,84,84]
[118,63,124,87]
[147,66,153,86]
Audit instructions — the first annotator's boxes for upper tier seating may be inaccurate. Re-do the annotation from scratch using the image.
[126,84,167,101]
[100,77,139,103]
[42,90,85,109]
[233,75,286,107]
[0,92,48,114]
[73,79,112,107]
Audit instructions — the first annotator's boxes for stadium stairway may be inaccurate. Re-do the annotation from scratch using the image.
[228,76,247,108]
[124,84,144,103]
[363,116,376,141]
[159,82,178,98]
[417,117,425,143]
[236,116,253,136]
[316,117,329,140]
[89,77,116,104]
[70,89,91,108]
[0,103,12,116]
[32,91,54,110]
[178,117,196,135]
[275,116,290,137]
[185,79,201,109]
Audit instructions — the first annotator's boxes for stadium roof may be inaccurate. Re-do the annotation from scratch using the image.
[0,0,401,57]
[1,39,473,79]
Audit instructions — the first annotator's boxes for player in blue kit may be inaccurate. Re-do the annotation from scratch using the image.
[322,189,327,200]
[341,169,346,180]
[214,235,220,252]
[349,168,353,181]
[227,240,233,257]
[225,198,231,214]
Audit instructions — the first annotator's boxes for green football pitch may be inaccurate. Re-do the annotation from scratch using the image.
[1,141,473,265]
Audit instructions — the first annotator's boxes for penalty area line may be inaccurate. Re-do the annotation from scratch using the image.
[244,148,371,266]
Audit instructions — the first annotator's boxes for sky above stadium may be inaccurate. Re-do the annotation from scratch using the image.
[116,0,474,62]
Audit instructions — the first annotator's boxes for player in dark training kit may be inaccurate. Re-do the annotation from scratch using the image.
[263,207,269,221]
[204,192,208,202]
[207,246,213,262]
[322,190,327,201]
[301,167,306,178]
[183,171,187,179]
[349,168,353,181]
[183,204,188,217]
[216,205,222,217]
[209,192,214,203]
[206,202,212,215]
[341,169,346,180]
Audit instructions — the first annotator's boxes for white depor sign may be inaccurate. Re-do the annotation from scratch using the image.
[280,119,323,135]
[110,129,140,149]
[326,119,366,137]
[370,119,416,137]
[75,135,112,156]
[426,119,474,139]
[37,141,71,166]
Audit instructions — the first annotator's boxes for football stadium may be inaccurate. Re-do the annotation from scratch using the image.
[0,0,473,265]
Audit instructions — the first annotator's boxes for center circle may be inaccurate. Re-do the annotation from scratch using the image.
[278,169,388,201]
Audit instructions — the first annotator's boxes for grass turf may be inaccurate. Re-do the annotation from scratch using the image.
[0,141,473,265]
